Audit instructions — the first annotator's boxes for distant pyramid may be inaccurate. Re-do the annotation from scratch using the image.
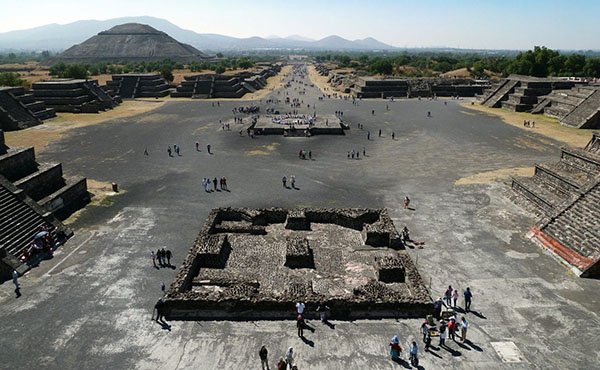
[53,23,208,64]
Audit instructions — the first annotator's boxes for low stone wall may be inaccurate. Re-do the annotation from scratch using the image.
[0,147,37,182]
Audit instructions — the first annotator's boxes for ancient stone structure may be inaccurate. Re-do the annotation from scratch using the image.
[252,114,346,136]
[0,129,89,219]
[171,66,281,99]
[52,23,208,64]
[32,79,120,113]
[511,134,600,277]
[163,208,431,319]
[0,130,75,279]
[105,74,170,99]
[351,77,486,98]
[531,86,600,129]
[0,87,55,131]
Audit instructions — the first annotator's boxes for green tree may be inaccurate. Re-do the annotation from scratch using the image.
[216,52,224,58]
[160,65,174,82]
[564,54,586,76]
[370,59,393,75]
[0,72,26,87]
[583,58,600,77]
[215,65,226,74]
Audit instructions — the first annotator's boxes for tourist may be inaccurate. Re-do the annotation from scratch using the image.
[409,341,419,366]
[151,251,157,268]
[297,314,305,337]
[12,270,18,289]
[392,132,395,140]
[161,282,165,292]
[277,358,286,370]
[367,131,371,140]
[379,129,382,137]
[156,249,163,266]
[448,315,457,341]
[316,303,330,322]
[425,332,432,350]
[207,144,211,154]
[433,297,445,320]
[166,249,172,266]
[404,196,410,209]
[351,150,355,159]
[213,177,218,191]
[452,288,459,308]
[284,348,294,369]
[401,226,410,244]
[296,301,305,315]
[144,147,148,156]
[363,147,366,157]
[372,109,375,115]
[259,345,269,370]
[389,335,401,360]
[290,175,296,189]
[439,320,447,347]
[444,285,453,307]
[195,142,199,151]
[427,111,431,117]
[464,287,473,312]
[167,146,172,157]
[221,177,228,190]
[532,121,536,128]
[154,297,165,322]
[308,151,312,160]
[356,150,360,159]
[420,320,428,342]
[461,316,469,342]
[175,145,180,156]
[282,176,287,188]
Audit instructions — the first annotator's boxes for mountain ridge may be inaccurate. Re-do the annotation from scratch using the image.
[0,16,396,52]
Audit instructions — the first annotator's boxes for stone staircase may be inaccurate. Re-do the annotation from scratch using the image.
[0,88,42,131]
[106,74,170,99]
[0,175,72,278]
[482,79,519,108]
[512,134,600,277]
[560,88,600,129]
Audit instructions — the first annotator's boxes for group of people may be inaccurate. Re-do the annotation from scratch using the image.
[523,120,536,128]
[389,336,420,367]
[20,226,55,262]
[233,105,259,114]
[347,148,365,159]
[298,150,312,160]
[259,345,299,370]
[150,248,172,268]
[270,113,316,127]
[203,177,228,192]
[281,175,297,189]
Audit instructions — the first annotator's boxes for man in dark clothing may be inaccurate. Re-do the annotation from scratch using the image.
[297,315,305,337]
[157,249,163,266]
[259,345,269,370]
[154,298,165,322]
[464,287,473,312]
[166,250,172,266]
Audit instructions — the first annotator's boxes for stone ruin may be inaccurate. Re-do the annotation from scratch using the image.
[0,129,76,279]
[104,73,170,99]
[251,114,347,137]
[511,133,600,277]
[0,87,56,131]
[478,74,599,129]
[171,65,282,99]
[32,79,121,113]
[351,77,486,99]
[163,208,431,319]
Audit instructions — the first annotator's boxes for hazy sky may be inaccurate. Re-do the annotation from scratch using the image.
[1,0,599,49]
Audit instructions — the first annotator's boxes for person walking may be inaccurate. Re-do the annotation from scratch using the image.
[461,316,469,342]
[290,175,296,189]
[207,144,211,154]
[167,146,172,157]
[392,132,395,140]
[296,301,305,315]
[153,297,165,322]
[409,341,419,367]
[316,303,330,322]
[259,345,269,370]
[404,196,410,209]
[420,320,428,342]
[166,249,172,266]
[284,348,294,370]
[464,287,473,312]
[389,335,401,360]
[12,270,19,289]
[195,141,199,151]
[444,285,453,307]
[161,282,165,293]
[452,288,459,308]
[367,131,371,140]
[282,176,287,188]
[297,315,305,337]
[433,297,445,320]
[213,177,218,191]
[144,147,148,156]
[378,129,382,137]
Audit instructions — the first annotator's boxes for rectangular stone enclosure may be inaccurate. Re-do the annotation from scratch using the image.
[164,208,432,319]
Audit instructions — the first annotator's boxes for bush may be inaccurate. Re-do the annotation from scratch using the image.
[215,65,226,74]
[0,72,27,87]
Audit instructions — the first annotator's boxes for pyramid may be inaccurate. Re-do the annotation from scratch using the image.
[53,23,208,64]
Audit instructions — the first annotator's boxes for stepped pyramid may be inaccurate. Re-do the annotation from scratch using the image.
[53,23,208,64]
[511,133,600,277]
[0,87,56,131]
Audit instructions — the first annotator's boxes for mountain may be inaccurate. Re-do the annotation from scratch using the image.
[0,16,396,52]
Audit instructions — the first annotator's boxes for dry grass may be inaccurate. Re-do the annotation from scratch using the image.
[4,100,166,153]
[455,167,535,186]
[307,65,350,97]
[460,103,594,148]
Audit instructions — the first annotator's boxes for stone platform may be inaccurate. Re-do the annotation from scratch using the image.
[164,208,431,319]
[252,114,346,136]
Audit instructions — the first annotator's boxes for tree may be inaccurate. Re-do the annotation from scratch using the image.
[160,65,174,82]
[216,52,224,58]
[370,59,393,75]
[471,61,486,77]
[215,65,226,74]
[583,58,600,77]
[237,58,254,69]
[0,72,26,87]
[564,54,586,76]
